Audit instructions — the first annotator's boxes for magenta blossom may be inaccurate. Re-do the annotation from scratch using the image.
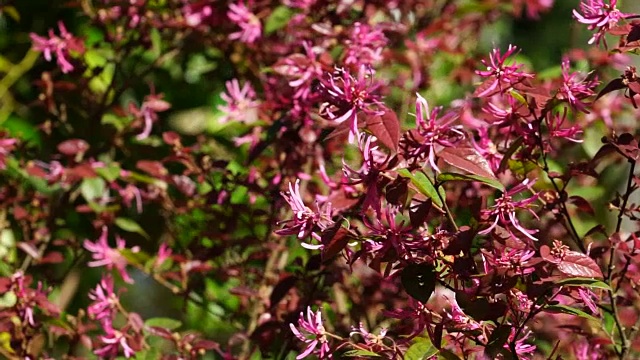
[83,227,138,284]
[30,21,84,73]
[94,323,137,359]
[276,180,333,247]
[476,45,534,97]
[0,137,17,169]
[479,178,539,241]
[320,65,384,143]
[227,2,261,44]
[557,58,598,113]
[289,307,331,359]
[88,276,119,323]
[482,248,537,276]
[573,0,628,45]
[218,79,260,124]
[409,94,465,172]
[129,92,171,140]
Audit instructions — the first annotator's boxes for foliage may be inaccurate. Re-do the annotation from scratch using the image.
[2,0,640,359]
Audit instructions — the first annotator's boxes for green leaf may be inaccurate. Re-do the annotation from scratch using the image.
[115,217,149,239]
[554,277,611,291]
[342,349,381,357]
[144,317,182,330]
[397,169,443,207]
[119,248,151,266]
[437,172,504,191]
[264,6,295,34]
[544,304,600,323]
[95,163,122,182]
[438,349,462,360]
[405,337,438,360]
[81,177,106,202]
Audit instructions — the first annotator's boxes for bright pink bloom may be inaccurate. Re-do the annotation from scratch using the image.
[83,227,136,284]
[94,323,136,359]
[289,307,331,359]
[410,94,464,172]
[546,108,583,143]
[557,58,598,113]
[573,0,627,45]
[129,93,171,140]
[154,242,173,269]
[476,45,534,97]
[227,2,261,44]
[88,276,119,323]
[218,79,260,124]
[479,178,539,241]
[482,248,536,276]
[276,179,333,246]
[30,21,84,73]
[320,66,383,143]
[343,22,388,66]
[0,137,16,169]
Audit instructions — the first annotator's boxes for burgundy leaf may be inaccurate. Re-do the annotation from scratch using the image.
[568,196,595,216]
[136,160,168,177]
[269,276,297,308]
[385,176,409,205]
[321,224,351,261]
[627,22,640,43]
[596,78,626,100]
[438,146,497,180]
[557,252,603,278]
[364,106,400,151]
[409,199,433,228]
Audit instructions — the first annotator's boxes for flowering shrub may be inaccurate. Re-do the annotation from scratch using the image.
[2,0,640,359]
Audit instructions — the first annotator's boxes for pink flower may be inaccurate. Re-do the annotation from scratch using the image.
[218,79,260,124]
[182,1,213,27]
[343,22,388,66]
[0,137,17,169]
[408,94,465,172]
[476,45,534,97]
[154,242,173,269]
[506,327,536,359]
[545,108,583,143]
[471,127,503,172]
[482,248,537,276]
[557,58,598,113]
[83,227,136,284]
[275,179,333,246]
[573,0,627,45]
[479,178,539,241]
[228,2,261,44]
[88,276,119,323]
[320,65,383,143]
[94,323,137,359]
[129,92,171,140]
[289,307,331,359]
[30,21,84,73]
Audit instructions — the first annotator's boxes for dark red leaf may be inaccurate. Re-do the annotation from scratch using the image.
[269,276,297,308]
[409,199,433,228]
[557,252,603,278]
[364,106,400,151]
[136,160,168,177]
[401,263,436,303]
[627,23,640,43]
[596,78,626,100]
[385,176,409,205]
[568,196,595,216]
[321,224,351,261]
[39,251,64,264]
[438,146,497,180]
